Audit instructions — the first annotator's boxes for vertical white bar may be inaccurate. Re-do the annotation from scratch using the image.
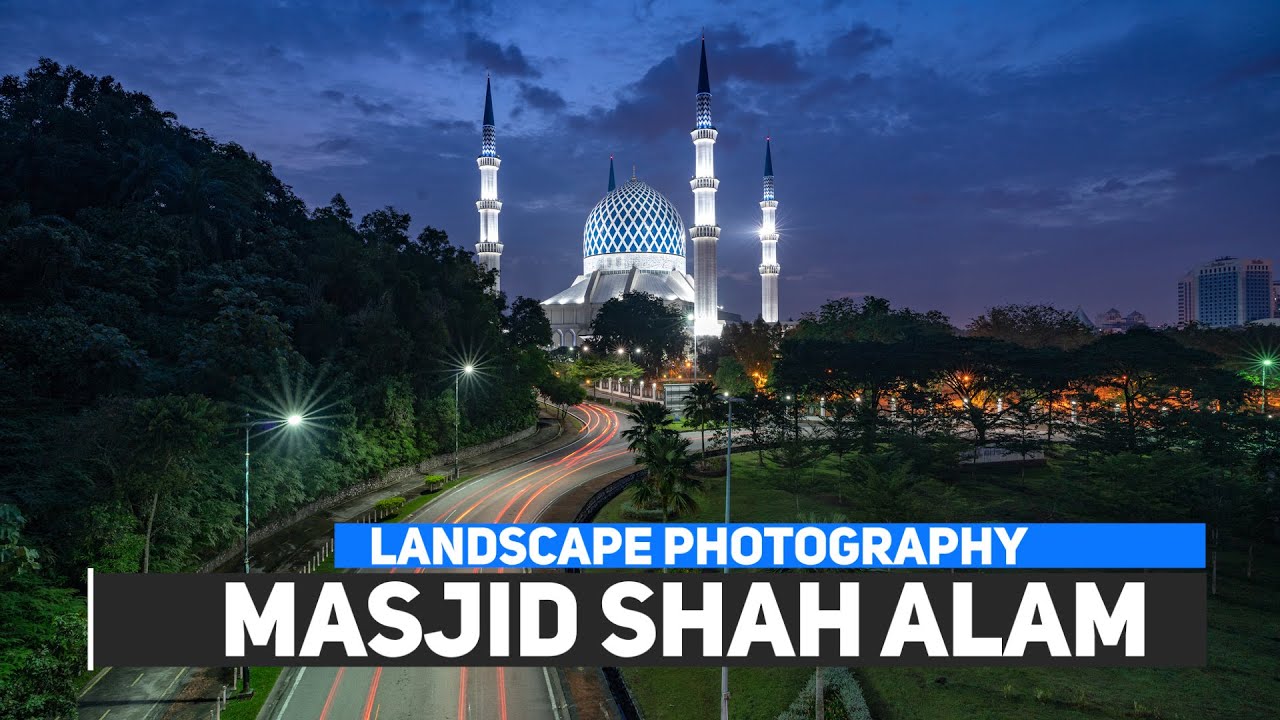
[87,567,94,670]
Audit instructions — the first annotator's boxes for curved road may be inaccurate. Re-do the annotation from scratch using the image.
[269,401,632,720]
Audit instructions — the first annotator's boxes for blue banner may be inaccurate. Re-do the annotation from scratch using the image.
[333,523,1205,570]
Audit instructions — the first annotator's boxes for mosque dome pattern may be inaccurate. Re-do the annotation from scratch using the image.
[583,179,686,259]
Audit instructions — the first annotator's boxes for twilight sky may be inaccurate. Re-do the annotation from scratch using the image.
[4,0,1279,325]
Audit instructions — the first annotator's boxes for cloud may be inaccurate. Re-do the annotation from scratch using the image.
[827,23,892,61]
[351,95,396,116]
[518,82,567,113]
[462,32,540,78]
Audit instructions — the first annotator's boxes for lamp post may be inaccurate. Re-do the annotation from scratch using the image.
[454,364,474,480]
[242,411,303,691]
[1261,357,1274,414]
[721,394,744,720]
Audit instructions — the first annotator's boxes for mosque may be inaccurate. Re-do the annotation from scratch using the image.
[471,39,781,349]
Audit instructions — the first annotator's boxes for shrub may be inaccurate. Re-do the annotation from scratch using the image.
[423,474,448,492]
[374,497,406,514]
[776,667,872,720]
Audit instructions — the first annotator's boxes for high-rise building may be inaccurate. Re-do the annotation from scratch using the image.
[1185,257,1273,327]
[1177,272,1196,326]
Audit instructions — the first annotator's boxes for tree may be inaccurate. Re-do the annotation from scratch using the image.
[820,399,858,459]
[622,402,674,452]
[632,431,701,522]
[506,296,552,349]
[968,304,1094,350]
[766,399,826,512]
[720,318,781,383]
[589,292,686,375]
[683,381,720,456]
[713,356,754,398]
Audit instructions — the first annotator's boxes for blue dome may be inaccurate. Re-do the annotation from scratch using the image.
[583,179,686,260]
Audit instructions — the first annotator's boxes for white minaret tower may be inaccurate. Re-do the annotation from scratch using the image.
[475,76,503,292]
[690,37,721,336]
[759,137,780,323]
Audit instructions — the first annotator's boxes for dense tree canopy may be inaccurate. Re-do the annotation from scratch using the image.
[0,60,556,709]
[588,292,687,375]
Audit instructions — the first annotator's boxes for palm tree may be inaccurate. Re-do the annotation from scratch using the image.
[622,402,674,452]
[632,430,701,522]
[683,380,720,456]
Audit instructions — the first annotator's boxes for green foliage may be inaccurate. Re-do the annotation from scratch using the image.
[0,59,550,705]
[632,431,701,522]
[588,292,686,374]
[374,496,406,513]
[713,356,753,397]
[622,402,674,452]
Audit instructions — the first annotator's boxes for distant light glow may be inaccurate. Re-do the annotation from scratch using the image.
[286,414,303,427]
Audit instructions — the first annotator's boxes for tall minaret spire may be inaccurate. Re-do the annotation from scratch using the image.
[608,156,616,192]
[690,35,721,336]
[759,137,780,323]
[476,75,503,292]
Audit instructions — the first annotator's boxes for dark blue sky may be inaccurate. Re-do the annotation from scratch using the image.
[4,1,1279,325]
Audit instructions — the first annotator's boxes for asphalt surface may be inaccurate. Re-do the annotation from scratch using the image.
[269,402,630,720]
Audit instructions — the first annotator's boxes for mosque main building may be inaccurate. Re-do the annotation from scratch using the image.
[472,39,782,348]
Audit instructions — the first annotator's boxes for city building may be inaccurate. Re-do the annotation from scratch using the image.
[1094,308,1148,333]
[1181,257,1273,328]
[1177,272,1196,327]
[529,38,758,347]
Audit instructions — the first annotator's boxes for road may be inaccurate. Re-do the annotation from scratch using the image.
[269,401,631,720]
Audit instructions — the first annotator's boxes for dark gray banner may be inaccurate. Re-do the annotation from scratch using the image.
[92,572,1204,667]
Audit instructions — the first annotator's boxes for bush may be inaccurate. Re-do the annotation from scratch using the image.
[775,668,872,720]
[374,497,406,514]
[423,474,448,492]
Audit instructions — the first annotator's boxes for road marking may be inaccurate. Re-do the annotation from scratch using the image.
[130,672,144,687]
[542,667,564,720]
[97,711,110,720]
[373,704,380,720]
[79,667,111,697]
[272,665,306,719]
[140,669,187,720]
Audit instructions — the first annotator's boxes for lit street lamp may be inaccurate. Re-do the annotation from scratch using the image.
[455,364,475,480]
[242,411,305,692]
[721,394,744,720]
[1260,357,1274,414]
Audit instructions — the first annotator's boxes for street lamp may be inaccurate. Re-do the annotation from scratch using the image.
[242,411,305,693]
[243,412,306,573]
[721,394,744,720]
[1260,357,1274,413]
[455,364,475,479]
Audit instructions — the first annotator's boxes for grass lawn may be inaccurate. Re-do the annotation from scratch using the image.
[220,666,282,720]
[595,452,1280,720]
[622,666,814,720]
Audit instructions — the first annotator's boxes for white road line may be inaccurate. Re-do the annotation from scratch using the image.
[140,668,186,720]
[130,672,144,687]
[272,666,307,719]
[97,710,110,720]
[541,667,563,720]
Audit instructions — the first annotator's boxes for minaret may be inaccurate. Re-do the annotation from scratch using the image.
[690,36,721,336]
[759,137,780,323]
[608,155,616,192]
[475,76,503,292]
